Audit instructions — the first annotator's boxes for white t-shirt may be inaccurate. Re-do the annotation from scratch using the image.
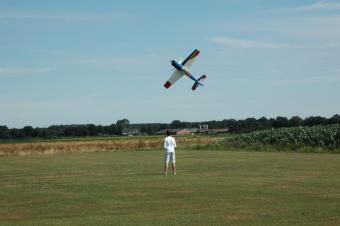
[164,136,176,153]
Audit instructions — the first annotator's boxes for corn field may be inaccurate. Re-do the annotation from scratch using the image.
[225,124,340,149]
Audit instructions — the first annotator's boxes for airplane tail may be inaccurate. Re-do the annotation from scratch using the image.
[192,75,207,91]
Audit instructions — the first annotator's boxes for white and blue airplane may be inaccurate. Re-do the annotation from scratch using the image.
[164,49,207,91]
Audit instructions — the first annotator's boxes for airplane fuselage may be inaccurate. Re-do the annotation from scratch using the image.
[171,60,199,83]
[164,49,206,90]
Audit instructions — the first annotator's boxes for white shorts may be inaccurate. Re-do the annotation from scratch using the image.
[165,152,176,164]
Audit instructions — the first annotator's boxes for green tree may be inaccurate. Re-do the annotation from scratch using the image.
[170,120,181,129]
[0,125,10,139]
[272,116,289,128]
[23,126,34,137]
[87,124,97,136]
[10,128,25,139]
[329,114,340,124]
[116,119,130,135]
[289,116,303,127]
[304,116,327,126]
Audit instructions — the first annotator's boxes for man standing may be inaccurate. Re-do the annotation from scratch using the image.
[164,130,177,175]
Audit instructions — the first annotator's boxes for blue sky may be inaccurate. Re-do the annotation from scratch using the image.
[1,0,340,128]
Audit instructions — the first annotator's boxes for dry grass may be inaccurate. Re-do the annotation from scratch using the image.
[0,136,222,156]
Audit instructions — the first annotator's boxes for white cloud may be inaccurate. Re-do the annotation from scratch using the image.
[272,74,340,86]
[210,36,295,49]
[290,0,340,12]
[71,54,166,76]
[0,11,133,23]
[0,67,52,76]
[263,14,340,43]
[210,13,340,47]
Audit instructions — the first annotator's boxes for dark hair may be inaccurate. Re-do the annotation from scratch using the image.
[166,130,171,136]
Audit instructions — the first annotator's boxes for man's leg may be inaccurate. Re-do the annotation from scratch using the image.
[171,152,176,175]
[164,162,168,175]
[164,152,169,175]
[172,163,176,175]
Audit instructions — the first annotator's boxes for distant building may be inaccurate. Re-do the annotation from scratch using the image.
[121,128,140,136]
[198,124,229,134]
[155,128,198,135]
[199,124,209,133]
[155,129,180,135]
[176,129,191,135]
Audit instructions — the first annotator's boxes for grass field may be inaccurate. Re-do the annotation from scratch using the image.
[1,150,340,226]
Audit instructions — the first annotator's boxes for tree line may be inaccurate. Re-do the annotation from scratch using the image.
[1,115,340,139]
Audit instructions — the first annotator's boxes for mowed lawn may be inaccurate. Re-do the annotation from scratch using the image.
[1,150,340,226]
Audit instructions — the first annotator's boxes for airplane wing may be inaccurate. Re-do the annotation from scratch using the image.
[164,70,185,89]
[181,49,200,68]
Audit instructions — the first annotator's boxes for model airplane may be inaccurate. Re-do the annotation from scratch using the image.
[164,49,207,91]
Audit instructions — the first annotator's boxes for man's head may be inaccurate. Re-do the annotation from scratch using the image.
[166,130,171,136]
